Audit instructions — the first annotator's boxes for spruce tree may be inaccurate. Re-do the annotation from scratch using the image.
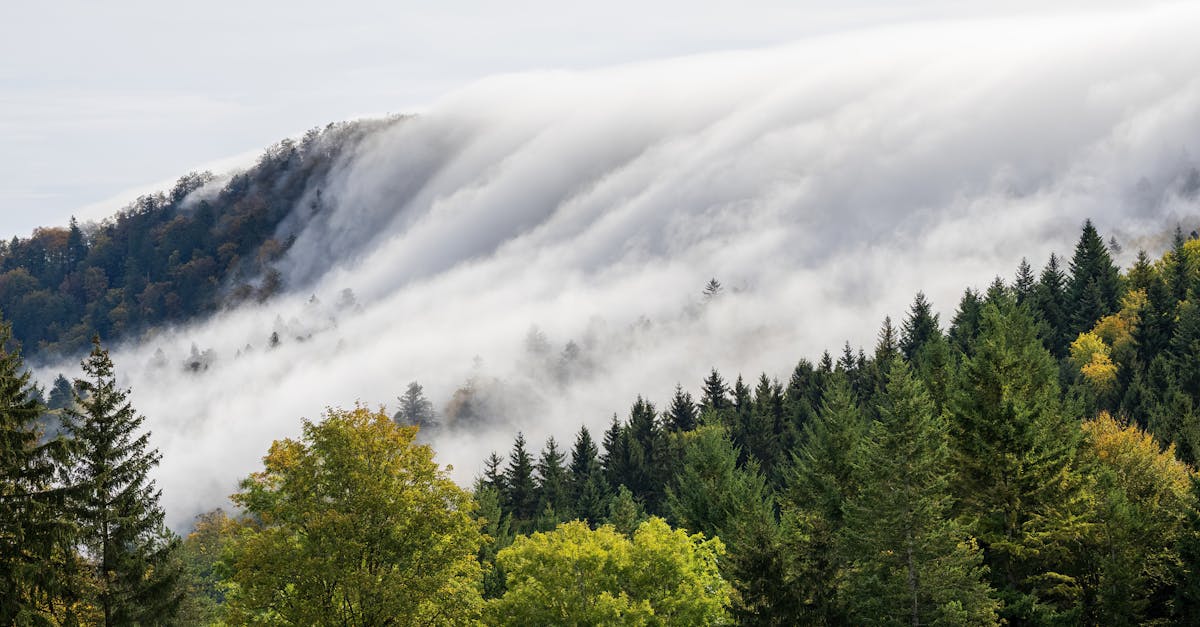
[394,381,436,430]
[1014,257,1036,305]
[1067,219,1121,334]
[569,426,608,524]
[0,322,74,623]
[699,368,729,413]
[948,303,1088,623]
[62,337,182,626]
[899,292,940,363]
[535,437,569,521]
[948,288,983,356]
[840,359,999,626]
[1168,226,1194,302]
[1032,253,1071,357]
[665,384,698,432]
[502,433,537,523]
[782,373,864,624]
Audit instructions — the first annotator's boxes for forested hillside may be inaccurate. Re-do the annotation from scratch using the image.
[0,118,396,360]
[5,218,1200,625]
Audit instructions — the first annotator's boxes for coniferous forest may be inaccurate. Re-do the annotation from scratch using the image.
[4,216,1200,625]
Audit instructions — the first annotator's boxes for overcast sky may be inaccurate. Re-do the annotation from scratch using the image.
[0,0,1155,239]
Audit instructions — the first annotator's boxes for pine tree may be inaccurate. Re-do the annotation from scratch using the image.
[948,303,1087,623]
[840,358,999,626]
[502,433,537,523]
[899,292,941,363]
[665,384,698,432]
[0,321,74,624]
[1067,219,1122,334]
[62,337,182,625]
[482,451,506,493]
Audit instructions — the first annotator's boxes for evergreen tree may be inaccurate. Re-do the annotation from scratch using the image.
[394,381,436,430]
[782,373,864,624]
[569,426,608,525]
[535,437,569,521]
[600,416,633,491]
[1014,257,1036,305]
[1125,250,1155,293]
[1168,226,1194,302]
[1032,253,1071,357]
[948,288,983,356]
[899,292,941,363]
[840,358,999,626]
[665,384,698,432]
[1067,219,1121,334]
[62,337,182,625]
[625,396,664,511]
[667,427,796,623]
[783,358,824,439]
[699,368,729,413]
[481,451,506,493]
[0,321,74,624]
[502,433,537,523]
[948,303,1088,623]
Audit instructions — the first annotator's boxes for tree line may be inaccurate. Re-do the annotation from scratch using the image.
[0,119,396,360]
[6,218,1200,625]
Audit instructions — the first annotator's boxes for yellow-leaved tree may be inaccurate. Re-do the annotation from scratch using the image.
[1081,412,1193,623]
[485,518,730,626]
[221,405,483,626]
[1070,331,1118,394]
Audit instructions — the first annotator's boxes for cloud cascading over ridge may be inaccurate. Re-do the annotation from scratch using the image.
[37,3,1200,529]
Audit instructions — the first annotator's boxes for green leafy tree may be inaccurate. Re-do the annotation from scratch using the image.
[839,358,999,626]
[484,518,730,626]
[223,405,483,626]
[61,337,183,626]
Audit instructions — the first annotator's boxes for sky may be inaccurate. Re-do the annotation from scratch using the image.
[0,0,1157,238]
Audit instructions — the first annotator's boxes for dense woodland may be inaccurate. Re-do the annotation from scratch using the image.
[5,219,1200,625]
[0,119,395,360]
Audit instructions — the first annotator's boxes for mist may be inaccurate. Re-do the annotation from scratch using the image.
[36,3,1200,530]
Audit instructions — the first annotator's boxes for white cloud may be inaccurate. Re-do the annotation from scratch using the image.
[33,2,1200,530]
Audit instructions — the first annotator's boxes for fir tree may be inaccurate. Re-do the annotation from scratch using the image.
[482,451,506,493]
[840,358,999,626]
[782,373,864,624]
[700,368,730,413]
[62,337,182,626]
[1168,226,1194,302]
[948,288,983,356]
[665,384,698,432]
[1032,253,1071,357]
[1067,219,1121,334]
[949,303,1087,623]
[0,322,74,624]
[568,426,608,525]
[502,433,537,523]
[1014,257,1036,305]
[394,381,436,430]
[535,437,569,521]
[899,292,941,363]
